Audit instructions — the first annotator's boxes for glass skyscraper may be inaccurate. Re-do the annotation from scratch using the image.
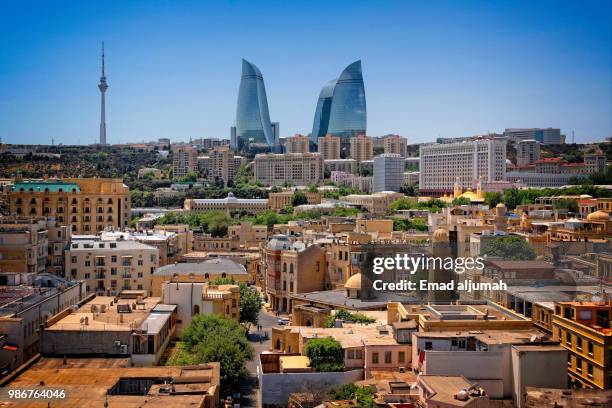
[311,60,366,144]
[235,59,275,150]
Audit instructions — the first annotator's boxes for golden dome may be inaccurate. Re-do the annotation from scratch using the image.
[458,189,485,203]
[345,273,364,290]
[496,202,506,208]
[432,228,450,243]
[587,210,610,222]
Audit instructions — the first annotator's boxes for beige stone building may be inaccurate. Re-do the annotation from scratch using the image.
[197,145,245,186]
[151,259,250,296]
[172,145,198,178]
[285,134,311,154]
[161,281,240,333]
[325,159,358,174]
[0,217,49,273]
[349,135,373,162]
[383,134,408,157]
[65,239,159,295]
[317,135,341,160]
[253,153,324,186]
[228,222,268,247]
[8,178,130,234]
[268,190,322,210]
[343,191,403,215]
[184,192,268,215]
[262,235,327,313]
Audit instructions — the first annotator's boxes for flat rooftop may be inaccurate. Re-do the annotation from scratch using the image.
[46,296,163,332]
[1,357,220,408]
[281,324,400,348]
[401,302,529,322]
[414,329,548,345]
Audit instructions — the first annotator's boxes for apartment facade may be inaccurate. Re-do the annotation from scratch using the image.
[317,135,341,160]
[65,239,159,295]
[285,134,311,154]
[383,134,408,157]
[552,302,611,389]
[8,178,131,234]
[373,153,404,192]
[324,159,358,175]
[517,139,541,166]
[253,153,324,186]
[268,190,322,210]
[0,217,49,273]
[172,146,198,178]
[419,138,507,195]
[349,135,373,162]
[197,145,245,186]
[184,193,268,215]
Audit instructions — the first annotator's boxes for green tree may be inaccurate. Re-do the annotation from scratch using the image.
[292,190,309,206]
[355,386,374,408]
[212,277,262,327]
[179,314,253,387]
[481,236,537,260]
[451,197,471,206]
[503,188,521,209]
[329,384,358,400]
[305,338,344,372]
[484,192,503,208]
[553,198,578,213]
[325,309,376,327]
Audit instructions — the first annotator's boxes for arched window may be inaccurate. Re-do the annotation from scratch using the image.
[192,305,200,316]
[289,264,294,274]
[283,263,287,273]
[204,273,210,279]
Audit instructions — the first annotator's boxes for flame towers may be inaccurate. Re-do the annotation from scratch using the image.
[311,60,366,145]
[233,59,278,152]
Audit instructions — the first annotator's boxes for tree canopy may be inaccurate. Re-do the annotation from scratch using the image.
[179,314,253,386]
[481,236,537,260]
[305,337,344,372]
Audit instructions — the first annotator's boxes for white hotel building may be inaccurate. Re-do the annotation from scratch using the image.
[419,138,507,196]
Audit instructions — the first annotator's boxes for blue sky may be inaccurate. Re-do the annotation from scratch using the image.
[0,0,610,145]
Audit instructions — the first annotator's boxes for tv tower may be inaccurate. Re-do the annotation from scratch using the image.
[98,42,108,145]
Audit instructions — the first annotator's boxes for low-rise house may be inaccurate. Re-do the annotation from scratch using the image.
[40,292,176,366]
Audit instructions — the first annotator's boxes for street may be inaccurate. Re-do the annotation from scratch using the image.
[240,308,280,408]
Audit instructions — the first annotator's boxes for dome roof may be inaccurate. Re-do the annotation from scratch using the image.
[432,228,449,243]
[345,273,370,290]
[587,210,610,222]
[496,202,507,208]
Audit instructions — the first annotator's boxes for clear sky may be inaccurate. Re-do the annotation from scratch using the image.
[0,0,610,145]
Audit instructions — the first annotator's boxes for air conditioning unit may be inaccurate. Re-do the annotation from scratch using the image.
[114,341,121,347]
[120,344,128,354]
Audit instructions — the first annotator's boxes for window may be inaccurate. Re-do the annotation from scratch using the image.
[111,256,117,263]
[111,268,117,275]
[576,358,582,372]
[588,342,594,355]
[84,273,90,279]
[355,350,363,359]
[138,260,143,266]
[384,351,392,364]
[71,256,77,263]
[347,350,355,359]
[85,261,91,267]
[398,351,405,363]
[566,332,572,345]
[587,363,593,377]
[425,342,433,350]
[372,353,379,364]
[577,336,583,350]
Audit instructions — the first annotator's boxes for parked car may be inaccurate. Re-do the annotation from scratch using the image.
[277,317,290,325]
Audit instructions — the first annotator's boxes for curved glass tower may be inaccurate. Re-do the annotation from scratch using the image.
[235,59,275,149]
[311,60,366,144]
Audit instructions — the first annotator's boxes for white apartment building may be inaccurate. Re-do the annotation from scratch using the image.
[253,153,324,186]
[65,239,159,295]
[373,153,405,192]
[419,138,507,195]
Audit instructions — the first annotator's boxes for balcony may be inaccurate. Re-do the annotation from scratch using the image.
[122,274,132,279]
[96,273,106,279]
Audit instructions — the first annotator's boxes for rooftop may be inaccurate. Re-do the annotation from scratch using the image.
[0,357,220,408]
[154,259,247,276]
[11,181,81,193]
[46,295,164,332]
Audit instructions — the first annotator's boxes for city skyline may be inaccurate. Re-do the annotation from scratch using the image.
[0,0,611,145]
